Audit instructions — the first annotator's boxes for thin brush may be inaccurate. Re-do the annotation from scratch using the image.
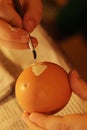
[13,0,37,59]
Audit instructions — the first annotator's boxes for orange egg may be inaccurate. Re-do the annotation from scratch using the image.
[15,62,71,114]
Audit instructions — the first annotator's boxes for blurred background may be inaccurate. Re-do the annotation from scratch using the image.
[41,0,87,81]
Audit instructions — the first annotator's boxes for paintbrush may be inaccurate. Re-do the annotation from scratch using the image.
[13,0,37,59]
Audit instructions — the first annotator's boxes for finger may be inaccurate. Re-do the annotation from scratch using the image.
[28,121,47,130]
[69,70,87,100]
[0,38,28,49]
[0,19,28,42]
[0,0,23,27]
[0,36,37,49]
[22,112,46,130]
[29,113,62,130]
[23,0,43,32]
[0,19,38,49]
[62,114,87,130]
[26,121,47,130]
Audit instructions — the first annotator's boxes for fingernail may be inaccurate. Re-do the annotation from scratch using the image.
[25,20,35,32]
[22,112,29,122]
[71,70,80,78]
[29,113,38,122]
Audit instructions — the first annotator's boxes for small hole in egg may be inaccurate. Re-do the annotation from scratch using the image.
[21,83,30,90]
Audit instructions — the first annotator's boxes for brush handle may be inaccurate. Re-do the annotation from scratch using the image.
[13,0,37,59]
[13,0,24,19]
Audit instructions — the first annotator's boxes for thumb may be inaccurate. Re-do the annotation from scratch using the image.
[0,1,23,27]
[28,113,62,130]
[69,70,87,100]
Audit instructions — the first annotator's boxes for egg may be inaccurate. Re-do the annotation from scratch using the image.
[15,61,71,114]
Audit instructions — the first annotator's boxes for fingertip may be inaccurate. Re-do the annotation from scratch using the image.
[22,111,30,122]
[69,69,87,100]
[23,19,36,32]
[69,69,80,80]
[29,113,42,123]
[68,69,81,90]
[9,15,23,28]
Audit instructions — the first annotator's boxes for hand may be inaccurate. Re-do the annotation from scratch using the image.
[23,113,87,130]
[22,70,87,130]
[0,0,42,49]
